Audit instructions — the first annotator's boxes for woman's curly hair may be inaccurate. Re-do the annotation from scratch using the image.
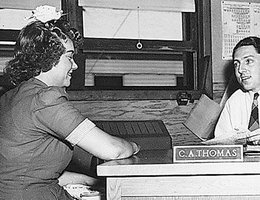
[4,18,82,85]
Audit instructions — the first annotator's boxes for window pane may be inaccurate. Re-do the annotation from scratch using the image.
[0,9,31,30]
[82,7,182,40]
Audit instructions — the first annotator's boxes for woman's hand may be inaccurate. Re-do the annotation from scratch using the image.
[58,171,98,187]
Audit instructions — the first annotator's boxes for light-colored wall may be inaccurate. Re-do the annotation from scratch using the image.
[211,0,259,98]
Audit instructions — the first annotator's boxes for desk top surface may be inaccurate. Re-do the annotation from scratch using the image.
[97,149,260,177]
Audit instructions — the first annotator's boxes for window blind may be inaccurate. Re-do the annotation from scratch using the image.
[78,0,195,12]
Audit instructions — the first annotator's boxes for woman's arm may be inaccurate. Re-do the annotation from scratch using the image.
[76,126,140,160]
[58,171,98,186]
[66,120,140,160]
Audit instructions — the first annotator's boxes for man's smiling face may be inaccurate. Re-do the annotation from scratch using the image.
[233,45,260,92]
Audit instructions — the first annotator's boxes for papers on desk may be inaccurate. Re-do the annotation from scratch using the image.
[201,135,246,145]
[244,145,260,156]
[201,129,260,156]
[201,137,232,145]
[183,94,222,141]
[202,138,260,156]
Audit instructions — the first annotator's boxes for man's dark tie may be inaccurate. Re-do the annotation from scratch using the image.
[248,93,259,131]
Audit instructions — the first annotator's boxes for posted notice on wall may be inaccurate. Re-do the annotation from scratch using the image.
[222,1,260,60]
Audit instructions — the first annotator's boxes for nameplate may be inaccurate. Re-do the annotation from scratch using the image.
[173,145,243,163]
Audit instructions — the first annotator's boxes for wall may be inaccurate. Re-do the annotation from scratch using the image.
[211,0,259,101]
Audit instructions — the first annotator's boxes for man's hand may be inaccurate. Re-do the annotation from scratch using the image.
[201,129,249,145]
[246,129,260,145]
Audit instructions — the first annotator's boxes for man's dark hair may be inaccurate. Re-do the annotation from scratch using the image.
[232,36,260,60]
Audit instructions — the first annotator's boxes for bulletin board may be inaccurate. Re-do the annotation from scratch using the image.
[222,1,260,60]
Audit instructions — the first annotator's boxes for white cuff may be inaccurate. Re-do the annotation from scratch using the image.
[66,118,96,146]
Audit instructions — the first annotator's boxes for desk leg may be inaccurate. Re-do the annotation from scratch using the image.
[107,178,122,200]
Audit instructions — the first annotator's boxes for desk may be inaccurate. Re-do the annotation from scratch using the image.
[93,120,172,150]
[97,149,260,200]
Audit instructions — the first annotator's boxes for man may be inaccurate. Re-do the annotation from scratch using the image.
[205,36,260,145]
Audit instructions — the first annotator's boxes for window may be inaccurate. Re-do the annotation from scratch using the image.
[63,0,211,100]
[80,5,187,89]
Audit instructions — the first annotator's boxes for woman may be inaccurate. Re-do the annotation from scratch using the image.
[0,5,140,200]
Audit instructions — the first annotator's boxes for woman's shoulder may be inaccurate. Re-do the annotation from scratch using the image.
[21,78,69,105]
[1,79,69,111]
[36,86,69,105]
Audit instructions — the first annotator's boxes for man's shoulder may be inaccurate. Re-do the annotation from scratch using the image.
[228,89,248,102]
